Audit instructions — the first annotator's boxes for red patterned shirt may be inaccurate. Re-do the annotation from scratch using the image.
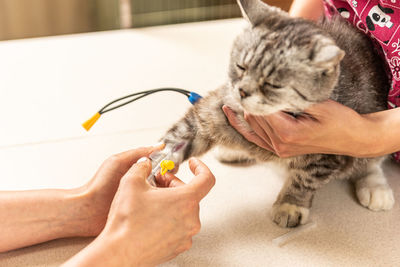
[324,0,400,161]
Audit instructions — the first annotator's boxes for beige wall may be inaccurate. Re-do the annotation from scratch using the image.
[0,0,119,40]
[0,0,94,40]
[0,0,293,41]
[265,0,293,11]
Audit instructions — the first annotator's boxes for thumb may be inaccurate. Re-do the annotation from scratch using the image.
[123,157,152,186]
[187,158,216,201]
[157,172,186,188]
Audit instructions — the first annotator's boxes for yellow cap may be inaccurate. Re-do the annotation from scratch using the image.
[160,160,175,175]
[82,112,101,131]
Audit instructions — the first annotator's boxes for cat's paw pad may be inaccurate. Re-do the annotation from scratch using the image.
[356,184,395,211]
[271,203,310,228]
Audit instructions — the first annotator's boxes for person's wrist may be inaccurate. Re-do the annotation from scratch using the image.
[92,228,131,266]
[95,223,147,266]
[62,225,133,267]
[364,109,400,157]
[358,112,387,157]
[62,186,104,237]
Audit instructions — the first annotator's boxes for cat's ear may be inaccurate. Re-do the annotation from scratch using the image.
[311,37,345,71]
[237,0,285,26]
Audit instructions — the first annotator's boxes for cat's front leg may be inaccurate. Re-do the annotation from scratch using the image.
[272,155,345,228]
[271,174,314,228]
[159,85,254,165]
[159,90,228,164]
[160,106,215,165]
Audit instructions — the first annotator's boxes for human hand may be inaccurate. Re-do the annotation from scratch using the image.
[289,0,324,21]
[75,144,165,237]
[223,100,380,158]
[64,157,215,267]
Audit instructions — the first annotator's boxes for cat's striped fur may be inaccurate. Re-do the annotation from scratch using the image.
[160,0,394,227]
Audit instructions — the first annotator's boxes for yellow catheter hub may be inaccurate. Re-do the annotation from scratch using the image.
[160,160,175,175]
[82,112,101,131]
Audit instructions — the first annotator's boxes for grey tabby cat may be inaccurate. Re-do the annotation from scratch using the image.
[160,0,395,228]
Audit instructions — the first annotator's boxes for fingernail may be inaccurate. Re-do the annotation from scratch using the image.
[150,142,165,150]
[137,157,149,163]
[189,157,198,163]
[222,106,230,116]
[153,142,164,147]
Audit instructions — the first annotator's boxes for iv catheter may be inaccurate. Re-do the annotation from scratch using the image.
[82,88,202,131]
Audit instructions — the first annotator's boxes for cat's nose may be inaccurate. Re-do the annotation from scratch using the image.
[239,88,250,99]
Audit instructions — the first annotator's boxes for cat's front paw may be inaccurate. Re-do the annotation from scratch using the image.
[356,184,395,211]
[271,203,310,228]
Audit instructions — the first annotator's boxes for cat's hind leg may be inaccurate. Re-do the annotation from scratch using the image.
[355,161,394,211]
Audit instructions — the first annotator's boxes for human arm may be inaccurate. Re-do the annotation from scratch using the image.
[0,188,91,253]
[289,0,324,21]
[223,100,400,158]
[0,145,163,253]
[62,157,215,267]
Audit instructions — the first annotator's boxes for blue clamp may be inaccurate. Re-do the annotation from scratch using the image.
[188,92,202,105]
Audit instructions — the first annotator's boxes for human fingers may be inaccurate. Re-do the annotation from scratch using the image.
[263,111,310,145]
[249,114,297,156]
[244,113,274,151]
[303,99,337,118]
[122,157,153,187]
[223,106,272,149]
[262,112,331,157]
[170,164,180,175]
[155,172,186,188]
[265,112,299,132]
[244,113,270,142]
[105,144,165,176]
[253,115,275,142]
[186,158,215,201]
[222,105,245,129]
[259,112,306,156]
[109,143,166,169]
[85,144,165,196]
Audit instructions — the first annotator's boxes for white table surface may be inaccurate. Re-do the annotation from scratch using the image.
[0,19,399,267]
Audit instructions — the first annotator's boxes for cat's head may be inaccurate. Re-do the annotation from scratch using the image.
[229,0,345,115]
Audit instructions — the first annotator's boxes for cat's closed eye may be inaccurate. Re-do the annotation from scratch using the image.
[236,63,246,71]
